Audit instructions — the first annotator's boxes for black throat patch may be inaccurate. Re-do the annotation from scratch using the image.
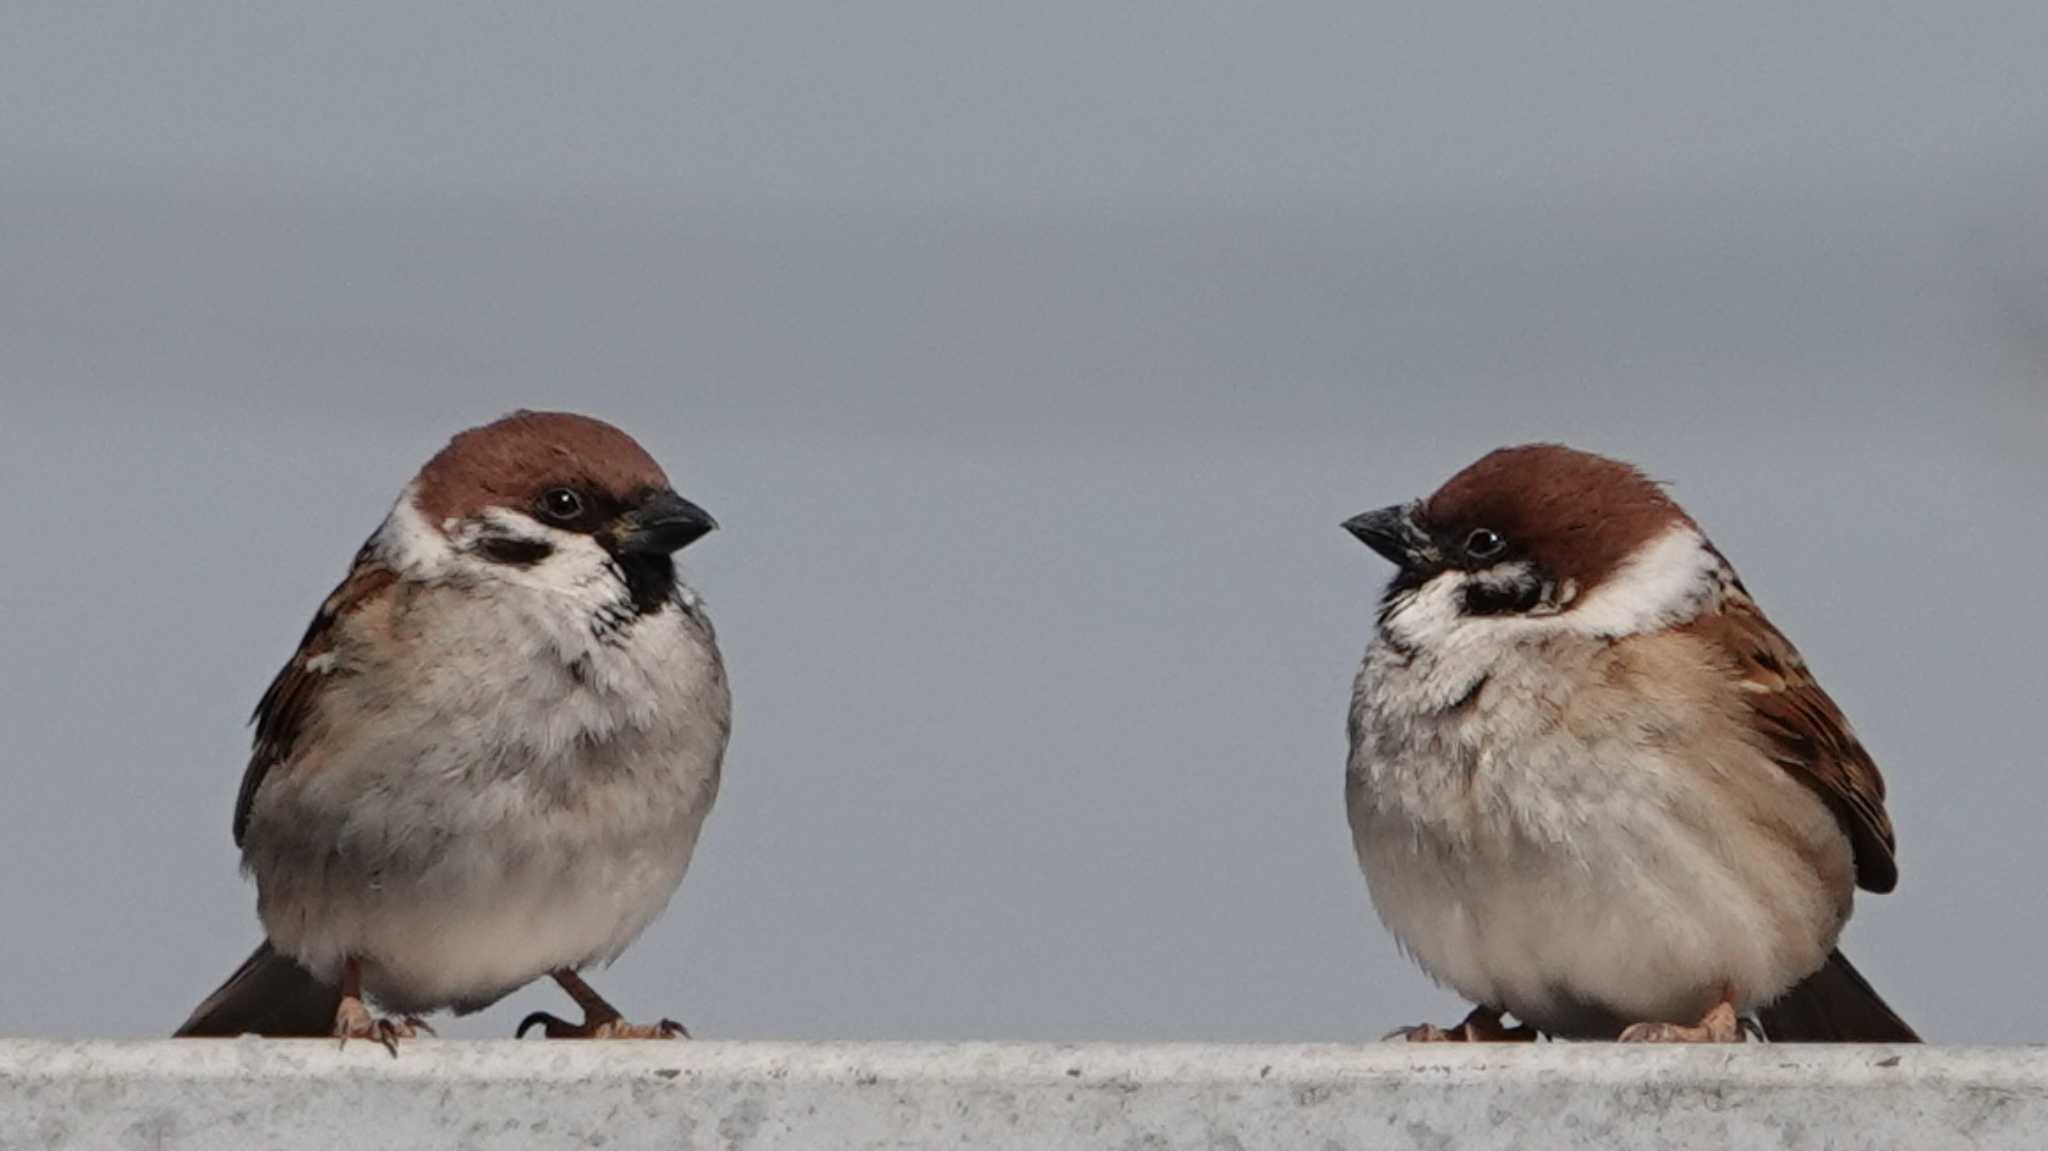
[615,552,678,618]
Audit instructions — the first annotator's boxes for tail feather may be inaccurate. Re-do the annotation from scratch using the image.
[174,941,342,1038]
[1758,949,1919,1043]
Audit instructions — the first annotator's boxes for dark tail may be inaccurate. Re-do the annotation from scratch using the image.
[1757,949,1919,1042]
[174,941,341,1038]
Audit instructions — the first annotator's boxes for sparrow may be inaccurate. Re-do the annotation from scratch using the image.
[175,410,729,1047]
[1342,444,1916,1043]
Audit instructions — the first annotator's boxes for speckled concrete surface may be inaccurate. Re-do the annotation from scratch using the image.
[1,1041,2039,1150]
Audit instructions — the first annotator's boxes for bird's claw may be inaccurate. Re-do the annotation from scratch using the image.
[517,1010,688,1040]
[333,997,430,1056]
[1618,1000,1745,1044]
[1385,1006,1539,1043]
[516,1010,567,1039]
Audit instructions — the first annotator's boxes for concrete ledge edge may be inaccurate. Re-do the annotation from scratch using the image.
[3,1038,2041,1084]
[7,1040,2046,1151]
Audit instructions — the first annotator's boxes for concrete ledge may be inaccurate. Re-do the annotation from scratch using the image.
[2,1040,2042,1150]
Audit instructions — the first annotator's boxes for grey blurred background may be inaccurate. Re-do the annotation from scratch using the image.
[1,3,2043,1043]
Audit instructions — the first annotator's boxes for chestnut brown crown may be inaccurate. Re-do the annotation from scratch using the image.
[1420,444,1693,589]
[1347,443,1697,600]
[413,410,673,526]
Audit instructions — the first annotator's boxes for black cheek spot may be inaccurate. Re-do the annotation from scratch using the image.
[477,537,556,567]
[1462,580,1544,617]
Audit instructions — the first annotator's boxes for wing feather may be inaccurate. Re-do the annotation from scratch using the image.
[232,539,395,845]
[1685,587,1898,892]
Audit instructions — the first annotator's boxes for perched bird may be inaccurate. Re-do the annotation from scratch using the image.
[176,411,729,1047]
[1342,444,1916,1043]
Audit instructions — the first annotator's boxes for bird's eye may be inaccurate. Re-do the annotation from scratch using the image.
[1464,528,1506,560]
[540,488,584,520]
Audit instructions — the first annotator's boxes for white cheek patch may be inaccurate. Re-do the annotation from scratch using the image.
[473,505,555,542]
[1534,578,1579,615]
[442,505,560,558]
[373,492,641,661]
[378,490,609,602]
[1560,526,1720,638]
[377,486,457,578]
[1373,528,1720,718]
[467,508,620,600]
[1382,573,1472,653]
[1379,525,1719,655]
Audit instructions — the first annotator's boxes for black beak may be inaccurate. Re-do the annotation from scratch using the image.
[1342,503,1436,571]
[616,490,718,555]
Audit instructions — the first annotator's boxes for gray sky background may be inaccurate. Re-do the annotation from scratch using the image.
[2,3,2045,1043]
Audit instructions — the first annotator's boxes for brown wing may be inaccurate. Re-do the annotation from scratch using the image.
[1684,586,1898,893]
[232,540,396,845]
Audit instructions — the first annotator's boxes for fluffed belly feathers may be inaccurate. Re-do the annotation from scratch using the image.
[239,603,728,1015]
[247,741,716,1014]
[1347,638,1854,1037]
